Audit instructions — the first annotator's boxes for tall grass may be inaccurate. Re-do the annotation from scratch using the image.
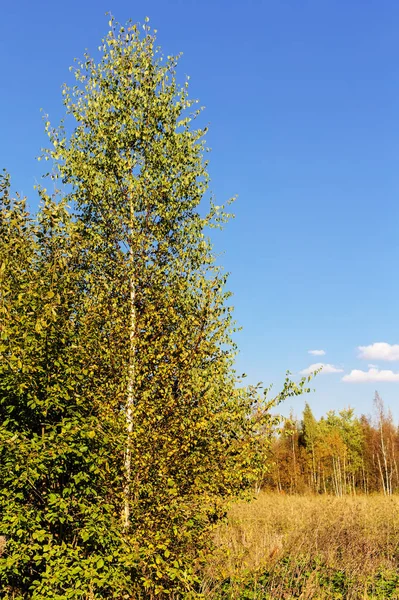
[203,493,399,599]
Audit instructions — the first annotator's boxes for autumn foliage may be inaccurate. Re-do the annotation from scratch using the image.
[0,18,308,599]
[263,395,399,496]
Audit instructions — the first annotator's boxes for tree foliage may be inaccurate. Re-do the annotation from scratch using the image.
[0,18,308,598]
[264,394,399,496]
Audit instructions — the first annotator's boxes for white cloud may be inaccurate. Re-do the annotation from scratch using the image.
[308,349,326,356]
[343,367,399,383]
[300,363,344,376]
[368,364,378,369]
[358,343,399,362]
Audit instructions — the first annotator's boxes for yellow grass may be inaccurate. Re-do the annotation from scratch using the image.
[204,493,399,599]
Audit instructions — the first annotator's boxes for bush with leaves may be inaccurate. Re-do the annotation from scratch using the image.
[0,18,309,599]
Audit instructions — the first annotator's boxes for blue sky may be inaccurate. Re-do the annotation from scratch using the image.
[2,0,399,421]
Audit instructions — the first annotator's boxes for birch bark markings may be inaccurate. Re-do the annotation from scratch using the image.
[123,193,136,530]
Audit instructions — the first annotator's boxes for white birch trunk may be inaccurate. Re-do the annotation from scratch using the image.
[123,199,136,530]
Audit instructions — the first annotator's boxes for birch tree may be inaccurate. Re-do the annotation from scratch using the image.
[0,18,309,597]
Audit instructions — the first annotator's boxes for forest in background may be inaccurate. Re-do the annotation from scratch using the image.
[2,13,399,600]
[264,393,399,496]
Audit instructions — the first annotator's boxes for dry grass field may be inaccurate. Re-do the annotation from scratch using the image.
[203,493,399,599]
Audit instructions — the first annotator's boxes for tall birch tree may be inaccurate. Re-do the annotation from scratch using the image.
[0,18,308,598]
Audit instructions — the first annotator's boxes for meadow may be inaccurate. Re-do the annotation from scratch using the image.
[205,493,399,599]
[2,12,398,600]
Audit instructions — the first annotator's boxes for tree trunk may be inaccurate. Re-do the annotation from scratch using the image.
[123,200,136,530]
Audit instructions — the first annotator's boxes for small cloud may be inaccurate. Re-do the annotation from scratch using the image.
[343,367,399,383]
[358,342,399,362]
[368,364,378,369]
[300,362,343,376]
[308,349,326,356]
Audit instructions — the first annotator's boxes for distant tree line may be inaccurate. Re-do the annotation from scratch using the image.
[262,393,399,495]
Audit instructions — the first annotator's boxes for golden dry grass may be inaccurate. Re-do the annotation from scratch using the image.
[203,493,399,599]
